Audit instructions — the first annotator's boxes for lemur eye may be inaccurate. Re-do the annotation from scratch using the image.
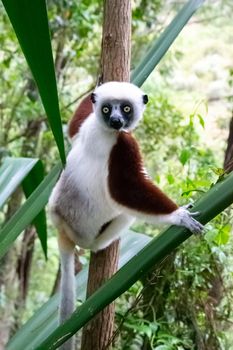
[102,106,110,114]
[123,105,131,113]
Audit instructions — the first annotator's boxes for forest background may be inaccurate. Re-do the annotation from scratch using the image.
[0,0,233,349]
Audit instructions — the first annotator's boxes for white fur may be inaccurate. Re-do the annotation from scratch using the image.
[90,214,135,252]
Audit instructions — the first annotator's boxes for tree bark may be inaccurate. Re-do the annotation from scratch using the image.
[224,113,233,173]
[81,1,131,349]
[0,188,22,350]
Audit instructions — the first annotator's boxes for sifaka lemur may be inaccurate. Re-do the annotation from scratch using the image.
[49,82,203,350]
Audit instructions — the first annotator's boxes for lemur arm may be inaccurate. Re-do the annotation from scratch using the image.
[108,132,203,233]
[68,94,93,139]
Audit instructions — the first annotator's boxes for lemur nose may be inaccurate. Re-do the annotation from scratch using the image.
[110,117,123,130]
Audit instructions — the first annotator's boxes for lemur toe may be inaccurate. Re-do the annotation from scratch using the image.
[189,211,200,217]
[189,218,204,234]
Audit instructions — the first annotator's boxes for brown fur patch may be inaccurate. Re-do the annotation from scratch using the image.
[108,132,178,215]
[68,94,93,138]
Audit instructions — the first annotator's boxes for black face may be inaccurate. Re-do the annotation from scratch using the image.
[101,100,134,130]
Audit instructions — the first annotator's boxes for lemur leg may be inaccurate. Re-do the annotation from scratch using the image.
[90,214,135,252]
[58,229,76,350]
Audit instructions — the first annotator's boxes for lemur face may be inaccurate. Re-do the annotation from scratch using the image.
[91,82,148,132]
[99,99,134,130]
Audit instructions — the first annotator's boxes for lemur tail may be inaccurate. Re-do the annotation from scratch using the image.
[58,230,76,350]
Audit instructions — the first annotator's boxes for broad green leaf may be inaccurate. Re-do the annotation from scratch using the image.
[0,157,47,257]
[7,232,151,350]
[0,163,62,260]
[1,0,66,165]
[131,0,204,87]
[0,157,38,210]
[22,160,47,259]
[34,172,233,349]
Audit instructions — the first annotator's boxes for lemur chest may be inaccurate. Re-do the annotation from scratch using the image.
[59,137,120,230]
[72,151,109,203]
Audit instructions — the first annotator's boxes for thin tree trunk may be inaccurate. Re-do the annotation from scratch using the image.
[81,1,131,349]
[224,113,233,172]
[0,188,22,350]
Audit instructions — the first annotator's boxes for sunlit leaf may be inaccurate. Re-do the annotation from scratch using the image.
[215,225,231,245]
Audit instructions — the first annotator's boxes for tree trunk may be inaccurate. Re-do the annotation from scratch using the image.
[224,113,233,172]
[81,1,131,349]
[0,188,22,350]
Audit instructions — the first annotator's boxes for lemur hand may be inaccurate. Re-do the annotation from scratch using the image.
[172,206,204,234]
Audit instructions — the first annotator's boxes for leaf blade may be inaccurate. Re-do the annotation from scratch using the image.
[0,157,38,210]
[0,163,62,260]
[22,160,47,259]
[1,0,66,164]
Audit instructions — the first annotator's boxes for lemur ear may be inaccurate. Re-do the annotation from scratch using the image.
[91,93,96,103]
[143,94,148,104]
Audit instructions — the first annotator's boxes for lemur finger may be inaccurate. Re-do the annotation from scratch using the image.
[189,217,204,234]
[189,211,200,217]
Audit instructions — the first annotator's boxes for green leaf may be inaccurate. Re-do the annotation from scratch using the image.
[0,157,47,258]
[155,346,172,350]
[215,225,231,245]
[197,113,205,128]
[131,0,204,87]
[179,148,191,165]
[1,0,66,165]
[22,160,47,259]
[0,157,38,210]
[33,172,233,349]
[6,232,151,350]
[211,167,225,176]
[0,163,62,260]
[167,174,175,184]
